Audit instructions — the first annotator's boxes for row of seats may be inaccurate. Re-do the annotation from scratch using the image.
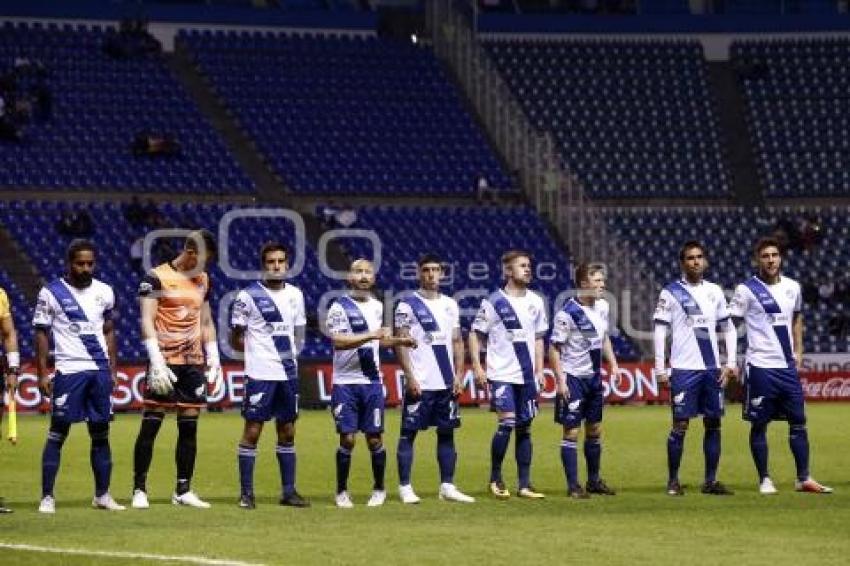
[179,30,512,196]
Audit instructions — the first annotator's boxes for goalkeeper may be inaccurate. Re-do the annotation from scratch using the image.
[131,230,223,510]
[0,284,19,513]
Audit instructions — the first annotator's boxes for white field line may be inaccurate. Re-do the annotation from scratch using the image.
[0,542,266,566]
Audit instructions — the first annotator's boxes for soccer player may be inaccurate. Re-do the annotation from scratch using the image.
[0,282,20,514]
[395,254,475,504]
[131,230,223,509]
[654,241,737,496]
[230,242,310,509]
[730,237,832,494]
[549,262,619,498]
[326,259,415,508]
[34,239,124,513]
[469,250,548,500]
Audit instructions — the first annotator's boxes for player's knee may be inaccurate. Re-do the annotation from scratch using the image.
[672,420,689,433]
[339,434,356,450]
[563,427,580,442]
[436,429,453,442]
[177,414,198,441]
[497,416,516,435]
[703,417,721,431]
[47,419,70,445]
[586,423,602,439]
[276,421,295,444]
[87,421,109,444]
[366,434,384,452]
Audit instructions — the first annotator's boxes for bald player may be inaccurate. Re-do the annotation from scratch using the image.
[326,259,415,508]
[131,230,223,509]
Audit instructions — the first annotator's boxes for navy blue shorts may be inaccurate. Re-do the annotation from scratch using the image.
[242,378,299,424]
[51,369,112,424]
[331,383,385,434]
[490,381,539,426]
[743,365,806,425]
[401,389,460,433]
[670,369,724,420]
[554,373,604,428]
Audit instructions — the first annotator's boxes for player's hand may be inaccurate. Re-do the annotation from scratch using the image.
[473,366,487,389]
[206,364,224,398]
[654,369,669,387]
[37,374,52,397]
[396,335,417,348]
[609,365,621,388]
[556,379,568,400]
[719,366,736,388]
[4,369,18,394]
[452,377,463,396]
[148,362,177,395]
[405,376,422,400]
[535,370,546,391]
[373,327,391,341]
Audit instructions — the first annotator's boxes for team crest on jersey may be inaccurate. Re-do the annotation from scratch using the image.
[54,393,68,407]
[68,322,81,335]
[751,396,764,408]
[249,392,264,405]
[568,399,581,412]
[673,391,686,405]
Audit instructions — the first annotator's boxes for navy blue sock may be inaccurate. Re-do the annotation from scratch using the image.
[789,424,810,481]
[369,443,386,491]
[490,418,514,483]
[667,428,686,482]
[42,421,69,498]
[396,430,416,486]
[276,442,296,496]
[515,426,533,489]
[436,431,456,485]
[336,447,352,494]
[560,439,579,489]
[584,436,601,484]
[237,443,257,497]
[88,422,112,498]
[749,423,769,481]
[703,420,721,484]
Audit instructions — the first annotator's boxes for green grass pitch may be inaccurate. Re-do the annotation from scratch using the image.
[1,404,849,565]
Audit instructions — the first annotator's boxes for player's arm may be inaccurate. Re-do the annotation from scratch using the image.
[294,325,306,356]
[395,325,420,398]
[548,342,566,399]
[717,290,737,384]
[201,301,224,397]
[32,289,53,395]
[602,334,620,382]
[34,327,51,395]
[451,326,465,395]
[534,335,545,389]
[104,318,118,384]
[652,291,672,384]
[469,300,493,387]
[331,328,387,350]
[792,311,804,362]
[138,276,177,394]
[0,313,19,392]
[229,326,245,352]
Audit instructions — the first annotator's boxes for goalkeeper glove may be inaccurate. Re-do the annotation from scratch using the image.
[144,338,176,395]
[204,340,224,398]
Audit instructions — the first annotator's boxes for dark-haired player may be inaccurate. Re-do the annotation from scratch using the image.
[34,239,123,513]
[230,242,310,509]
[395,254,474,504]
[131,229,223,509]
[730,238,832,494]
[654,241,737,496]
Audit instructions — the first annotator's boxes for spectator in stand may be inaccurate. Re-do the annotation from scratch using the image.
[334,205,358,228]
[131,131,181,158]
[56,210,94,238]
[320,202,339,228]
[818,277,835,304]
[124,196,146,227]
[130,236,145,272]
